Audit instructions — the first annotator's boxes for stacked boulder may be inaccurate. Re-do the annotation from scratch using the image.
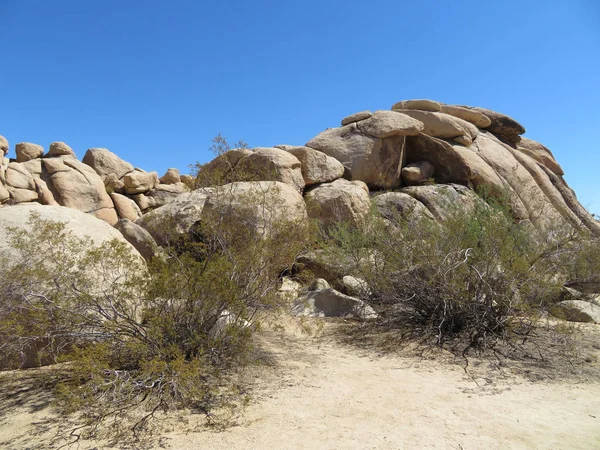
[0,139,189,226]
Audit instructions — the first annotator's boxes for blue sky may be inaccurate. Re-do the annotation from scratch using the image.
[1,0,599,213]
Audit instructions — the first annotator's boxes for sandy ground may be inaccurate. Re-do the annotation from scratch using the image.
[1,319,599,450]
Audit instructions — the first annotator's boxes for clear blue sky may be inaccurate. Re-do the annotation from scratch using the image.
[1,0,599,214]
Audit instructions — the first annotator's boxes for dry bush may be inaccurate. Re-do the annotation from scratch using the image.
[0,182,308,444]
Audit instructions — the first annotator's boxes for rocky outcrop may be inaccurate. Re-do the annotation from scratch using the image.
[372,192,435,224]
[15,142,44,162]
[400,184,486,222]
[114,218,158,261]
[292,287,377,320]
[47,141,76,158]
[401,161,435,186]
[83,148,134,184]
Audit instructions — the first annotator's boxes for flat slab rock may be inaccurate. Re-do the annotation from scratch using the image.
[292,288,378,320]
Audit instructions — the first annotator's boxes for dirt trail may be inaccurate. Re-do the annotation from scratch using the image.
[1,319,599,449]
[168,321,600,450]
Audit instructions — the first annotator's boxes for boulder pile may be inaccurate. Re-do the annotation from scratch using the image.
[2,98,600,322]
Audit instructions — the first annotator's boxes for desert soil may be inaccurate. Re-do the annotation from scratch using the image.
[1,318,599,450]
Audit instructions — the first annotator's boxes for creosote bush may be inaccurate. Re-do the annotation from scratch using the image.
[0,181,308,442]
[314,190,600,354]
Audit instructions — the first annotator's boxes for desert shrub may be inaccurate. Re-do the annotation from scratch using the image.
[0,182,308,441]
[315,193,598,354]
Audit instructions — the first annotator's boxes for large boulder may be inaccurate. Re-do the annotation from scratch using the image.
[47,141,76,158]
[159,168,181,184]
[464,106,526,142]
[372,191,435,224]
[195,148,253,187]
[0,135,8,155]
[341,110,372,126]
[401,161,435,186]
[392,110,479,146]
[291,288,378,320]
[110,192,142,221]
[0,204,145,369]
[235,147,305,192]
[391,99,442,112]
[82,148,134,183]
[285,146,344,186]
[5,162,36,190]
[15,142,44,162]
[516,137,564,176]
[147,182,189,207]
[306,122,409,189]
[136,188,213,246]
[201,181,307,237]
[42,157,118,224]
[114,218,158,261]
[304,179,370,228]
[355,110,424,139]
[550,300,600,324]
[400,184,486,222]
[440,105,492,128]
[123,170,159,194]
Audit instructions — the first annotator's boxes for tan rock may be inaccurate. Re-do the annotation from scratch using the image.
[285,146,344,186]
[132,193,156,211]
[21,159,42,178]
[341,110,373,126]
[464,106,526,136]
[160,168,181,184]
[6,162,36,190]
[516,137,564,176]
[16,142,44,162]
[47,141,76,158]
[82,148,134,182]
[236,147,305,192]
[400,184,486,222]
[201,181,307,238]
[8,188,38,203]
[305,179,370,228]
[194,148,253,187]
[91,208,119,226]
[180,174,195,189]
[401,161,435,186]
[115,219,158,261]
[42,158,117,222]
[123,170,159,194]
[441,105,492,128]
[105,172,125,193]
[136,189,213,245]
[111,192,142,221]
[395,110,479,146]
[373,192,435,224]
[356,110,424,139]
[0,135,8,155]
[0,184,9,203]
[33,178,59,206]
[306,123,406,190]
[391,99,442,112]
[147,182,189,207]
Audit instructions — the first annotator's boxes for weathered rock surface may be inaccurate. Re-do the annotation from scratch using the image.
[401,161,435,186]
[341,110,372,126]
[160,168,181,184]
[356,110,424,139]
[201,181,307,237]
[401,184,486,222]
[292,288,378,320]
[42,157,118,224]
[392,99,442,112]
[111,192,142,221]
[236,147,305,192]
[305,179,370,228]
[0,135,8,155]
[136,188,213,246]
[16,142,44,162]
[306,123,407,189]
[123,170,159,194]
[115,218,158,261]
[83,148,134,182]
[465,106,526,138]
[440,105,492,128]
[394,110,479,146]
[285,146,344,186]
[195,148,253,186]
[342,276,371,297]
[373,192,435,223]
[47,141,75,158]
[516,137,564,176]
[550,300,600,324]
[147,182,189,207]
